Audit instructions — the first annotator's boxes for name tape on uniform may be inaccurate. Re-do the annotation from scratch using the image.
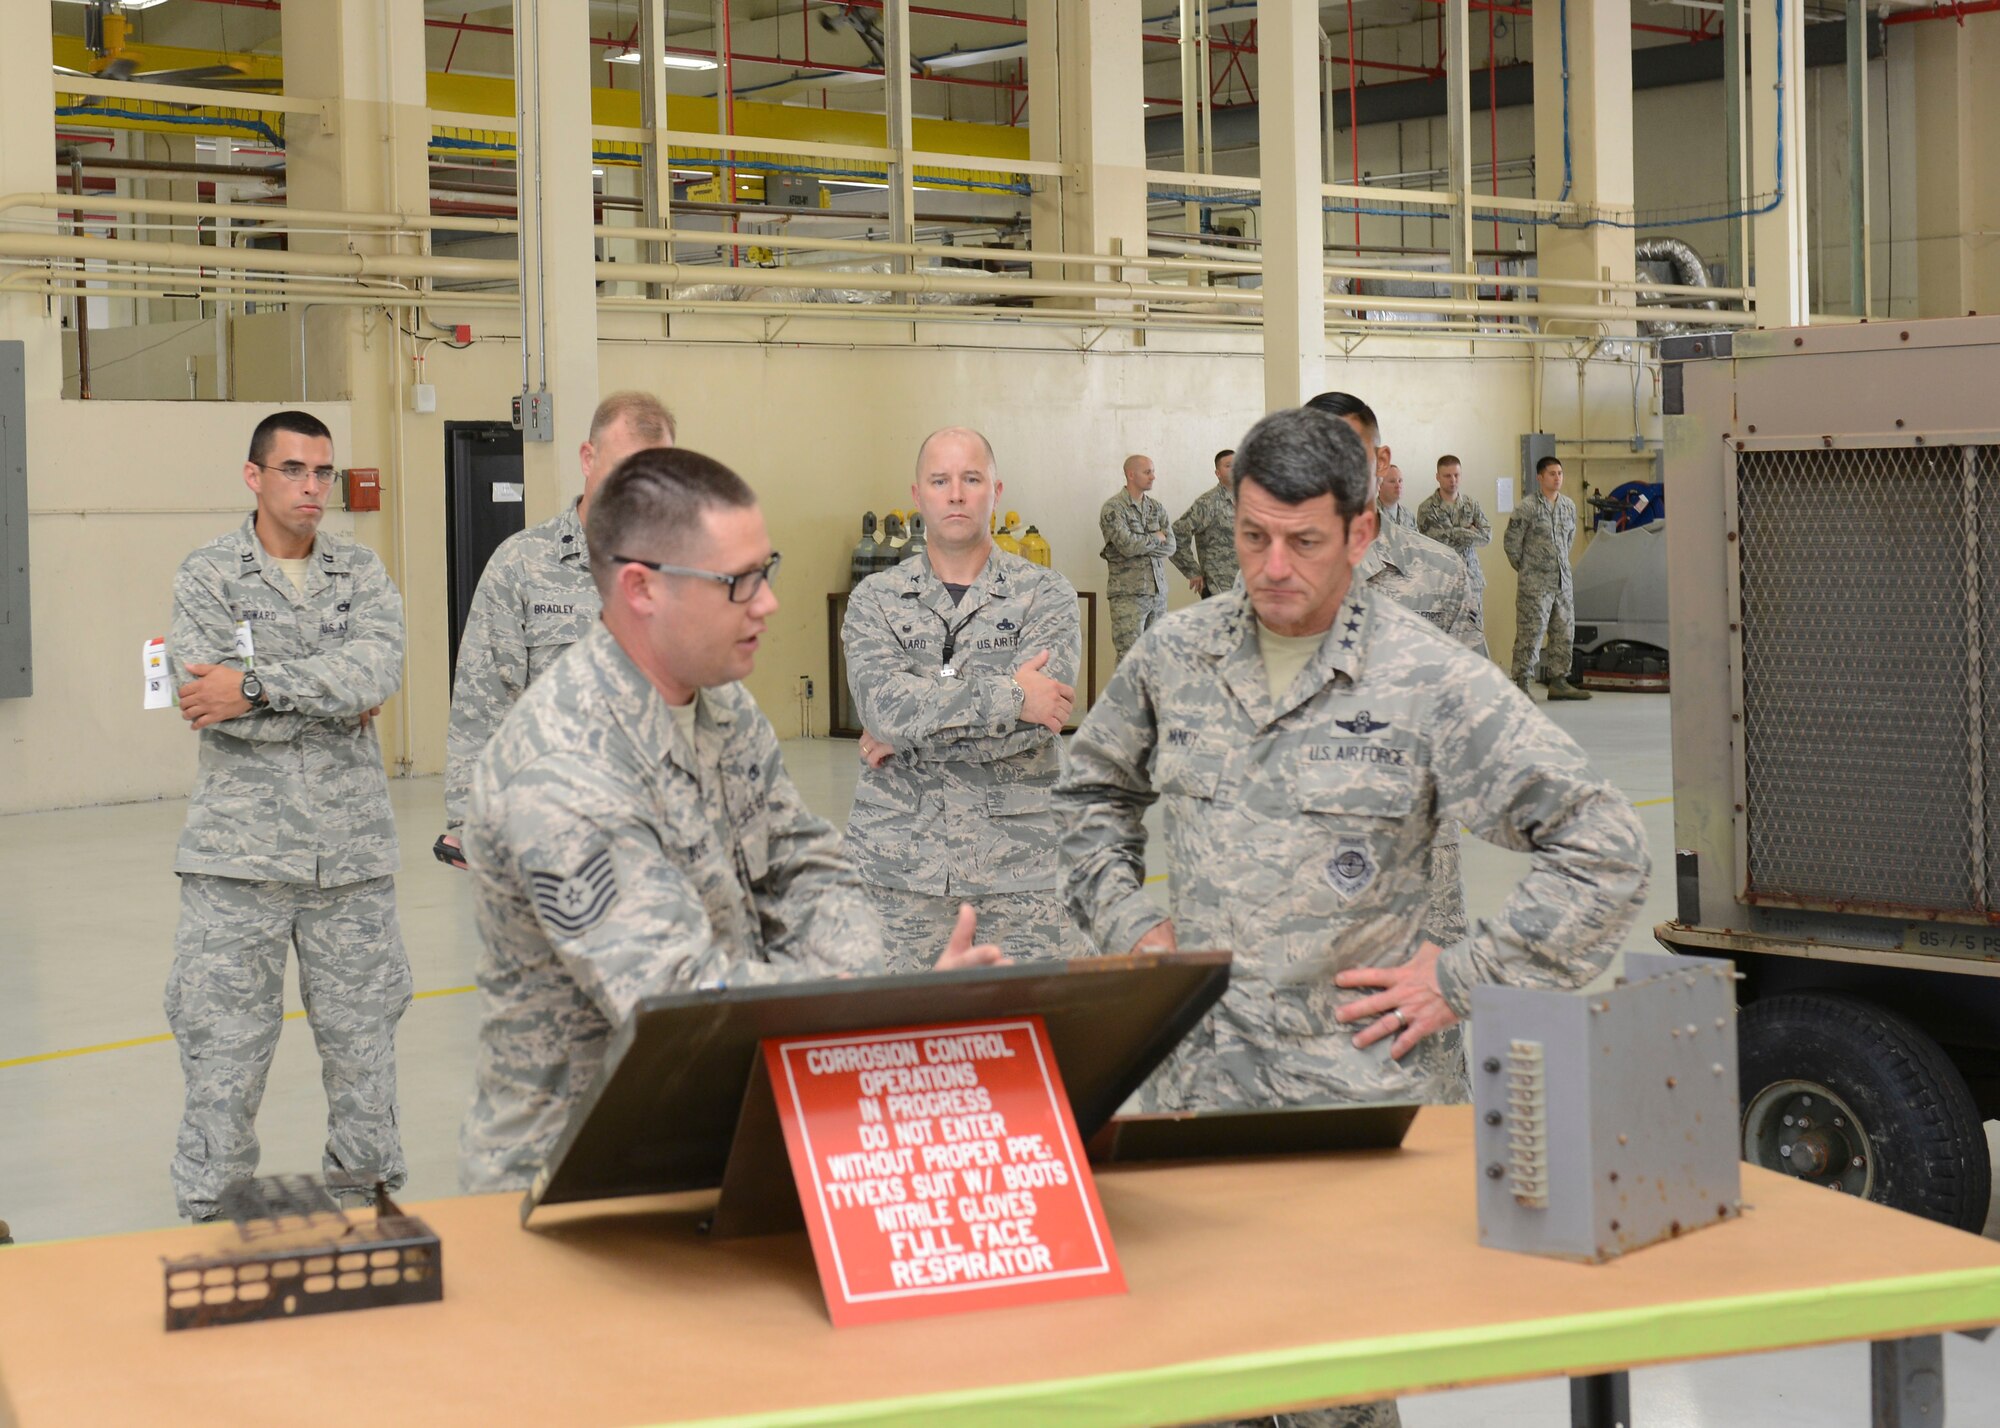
[764,1016,1124,1327]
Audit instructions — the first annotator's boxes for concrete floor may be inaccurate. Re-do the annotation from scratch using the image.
[3,691,1997,1423]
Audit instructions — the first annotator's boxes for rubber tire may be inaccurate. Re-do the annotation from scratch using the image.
[1740,991,1992,1231]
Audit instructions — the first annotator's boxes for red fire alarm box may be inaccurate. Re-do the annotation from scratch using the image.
[344,467,382,512]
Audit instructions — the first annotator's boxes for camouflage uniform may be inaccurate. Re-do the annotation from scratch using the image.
[1170,483,1238,599]
[1359,521,1484,963]
[1054,583,1649,1112]
[843,548,1083,970]
[1100,490,1177,661]
[1056,583,1647,1428]
[1503,489,1579,684]
[1377,500,1417,533]
[444,501,598,831]
[459,624,885,1193]
[1416,489,1492,647]
[166,514,411,1220]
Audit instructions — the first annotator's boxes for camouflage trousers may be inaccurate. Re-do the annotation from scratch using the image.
[166,873,413,1220]
[1109,590,1168,663]
[1510,576,1574,684]
[1208,1402,1400,1428]
[866,884,1080,973]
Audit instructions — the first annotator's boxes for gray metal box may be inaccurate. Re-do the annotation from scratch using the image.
[1519,432,1556,489]
[769,173,822,208]
[1472,952,1742,1263]
[0,341,28,699]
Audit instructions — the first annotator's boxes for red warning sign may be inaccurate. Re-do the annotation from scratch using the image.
[764,1016,1125,1327]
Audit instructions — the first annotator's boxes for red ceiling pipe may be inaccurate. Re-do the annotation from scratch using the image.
[1884,0,2000,21]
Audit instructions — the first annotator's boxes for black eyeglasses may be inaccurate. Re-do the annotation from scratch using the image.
[253,462,340,487]
[614,551,781,604]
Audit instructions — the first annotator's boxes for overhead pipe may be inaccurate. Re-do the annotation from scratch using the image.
[0,192,515,235]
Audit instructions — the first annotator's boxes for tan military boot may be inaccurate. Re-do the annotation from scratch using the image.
[1545,677,1594,701]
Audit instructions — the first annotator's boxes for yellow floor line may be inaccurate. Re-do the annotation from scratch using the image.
[1633,796,1674,808]
[0,984,478,1072]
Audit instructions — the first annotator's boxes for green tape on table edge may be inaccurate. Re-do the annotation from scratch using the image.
[652,1266,2000,1428]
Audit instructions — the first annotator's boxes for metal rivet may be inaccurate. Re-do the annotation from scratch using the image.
[1748,423,1758,431]
[1894,418,1905,428]
[1713,1063,1726,1075]
[1609,1219,1621,1232]
[1792,337,1803,347]
[1483,1058,1501,1074]
[1851,1156,1864,1169]
[1484,1111,1503,1126]
[1617,1133,1628,1146]
[1900,330,1910,341]
[1666,1076,1678,1089]
[1609,1171,1620,1183]
[1485,1163,1505,1179]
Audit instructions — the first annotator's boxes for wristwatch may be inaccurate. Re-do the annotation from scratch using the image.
[241,672,266,707]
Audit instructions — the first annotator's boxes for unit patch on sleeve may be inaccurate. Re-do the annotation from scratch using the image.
[529,847,620,936]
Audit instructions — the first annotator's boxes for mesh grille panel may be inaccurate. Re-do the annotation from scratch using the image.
[1737,447,1979,912]
[1982,448,2000,913]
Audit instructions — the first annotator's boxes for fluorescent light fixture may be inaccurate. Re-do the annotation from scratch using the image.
[606,49,719,70]
[591,167,605,176]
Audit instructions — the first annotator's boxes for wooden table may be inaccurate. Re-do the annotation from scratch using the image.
[3,1107,1998,1427]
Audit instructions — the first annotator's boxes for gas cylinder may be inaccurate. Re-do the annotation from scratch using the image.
[905,512,927,565]
[1019,525,1051,567]
[879,511,908,571]
[994,508,1023,557]
[850,512,880,588]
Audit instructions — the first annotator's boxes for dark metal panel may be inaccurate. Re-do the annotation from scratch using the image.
[443,420,524,676]
[526,952,1233,1217]
[0,341,27,699]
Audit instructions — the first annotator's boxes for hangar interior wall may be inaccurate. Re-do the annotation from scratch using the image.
[3,323,1663,814]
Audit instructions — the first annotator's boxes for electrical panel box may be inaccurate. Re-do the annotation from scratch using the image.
[1472,951,1742,1263]
[768,174,823,208]
[343,467,381,513]
[0,341,28,699]
[512,389,555,444]
[1520,432,1557,488]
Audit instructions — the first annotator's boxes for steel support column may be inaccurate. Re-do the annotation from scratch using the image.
[639,0,675,285]
[1025,0,1062,279]
[1532,0,1637,320]
[1053,0,1148,301]
[1751,0,1810,324]
[1258,0,1327,409]
[1724,0,1749,292]
[1443,0,1476,276]
[509,0,601,511]
[884,0,916,270]
[0,2,61,403]
[1911,9,2000,318]
[1847,0,1871,316]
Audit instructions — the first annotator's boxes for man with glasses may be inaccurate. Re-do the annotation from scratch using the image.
[441,391,676,865]
[458,448,1005,1192]
[165,409,411,1220]
[842,427,1081,968]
